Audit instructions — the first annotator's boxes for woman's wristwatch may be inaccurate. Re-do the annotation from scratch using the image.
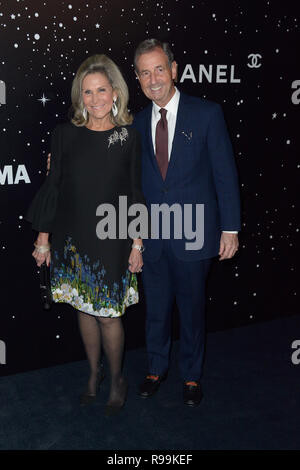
[132,243,145,253]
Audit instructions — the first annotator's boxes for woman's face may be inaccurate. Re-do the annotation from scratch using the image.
[82,72,116,125]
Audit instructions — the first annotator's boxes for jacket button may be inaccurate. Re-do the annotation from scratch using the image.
[163,187,168,193]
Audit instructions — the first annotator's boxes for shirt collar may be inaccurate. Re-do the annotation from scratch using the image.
[152,87,180,119]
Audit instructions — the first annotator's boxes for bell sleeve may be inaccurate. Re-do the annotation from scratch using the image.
[25,124,63,233]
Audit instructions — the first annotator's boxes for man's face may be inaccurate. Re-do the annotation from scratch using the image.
[136,47,177,107]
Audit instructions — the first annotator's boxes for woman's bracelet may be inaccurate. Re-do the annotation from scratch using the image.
[132,243,145,253]
[34,242,51,254]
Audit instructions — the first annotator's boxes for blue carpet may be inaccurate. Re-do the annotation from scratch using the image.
[0,314,299,450]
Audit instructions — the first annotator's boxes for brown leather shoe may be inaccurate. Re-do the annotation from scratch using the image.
[183,381,203,407]
[139,374,166,398]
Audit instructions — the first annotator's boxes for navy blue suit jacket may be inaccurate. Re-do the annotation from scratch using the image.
[133,92,241,261]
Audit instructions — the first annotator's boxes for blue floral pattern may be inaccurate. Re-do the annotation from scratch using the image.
[50,237,138,317]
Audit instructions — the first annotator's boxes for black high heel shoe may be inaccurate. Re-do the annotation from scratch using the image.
[104,377,128,416]
[79,363,105,406]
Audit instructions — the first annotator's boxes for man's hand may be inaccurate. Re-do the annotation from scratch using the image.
[46,153,51,175]
[219,232,239,260]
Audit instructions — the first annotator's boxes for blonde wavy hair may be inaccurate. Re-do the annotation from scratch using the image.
[71,54,132,127]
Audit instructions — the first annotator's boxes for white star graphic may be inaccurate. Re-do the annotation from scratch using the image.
[11,14,16,19]
[95,23,100,28]
[38,93,51,107]
[272,113,277,119]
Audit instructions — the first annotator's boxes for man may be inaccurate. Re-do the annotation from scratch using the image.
[133,39,241,406]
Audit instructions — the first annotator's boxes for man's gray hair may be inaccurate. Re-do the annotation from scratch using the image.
[134,39,174,72]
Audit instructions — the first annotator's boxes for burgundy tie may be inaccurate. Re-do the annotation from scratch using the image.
[155,108,168,180]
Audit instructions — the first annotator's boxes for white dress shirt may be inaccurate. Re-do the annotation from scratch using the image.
[151,87,237,234]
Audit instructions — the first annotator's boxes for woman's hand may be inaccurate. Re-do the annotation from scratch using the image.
[32,246,51,267]
[46,153,51,175]
[32,233,51,267]
[128,248,143,273]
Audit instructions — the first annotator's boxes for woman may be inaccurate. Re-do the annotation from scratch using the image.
[26,54,144,415]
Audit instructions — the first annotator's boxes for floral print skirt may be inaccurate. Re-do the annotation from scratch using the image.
[50,236,138,317]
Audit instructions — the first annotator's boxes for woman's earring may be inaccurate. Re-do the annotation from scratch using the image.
[82,108,88,120]
[112,97,118,117]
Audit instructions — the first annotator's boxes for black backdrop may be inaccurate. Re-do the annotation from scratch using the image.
[0,0,299,376]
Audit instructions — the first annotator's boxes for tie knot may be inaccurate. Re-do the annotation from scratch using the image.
[159,108,167,119]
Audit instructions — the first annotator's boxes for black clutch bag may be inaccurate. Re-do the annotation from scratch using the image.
[39,262,52,310]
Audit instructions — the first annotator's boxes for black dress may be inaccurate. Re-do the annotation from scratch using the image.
[26,122,144,317]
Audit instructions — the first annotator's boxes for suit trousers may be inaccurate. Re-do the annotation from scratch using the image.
[142,239,212,381]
